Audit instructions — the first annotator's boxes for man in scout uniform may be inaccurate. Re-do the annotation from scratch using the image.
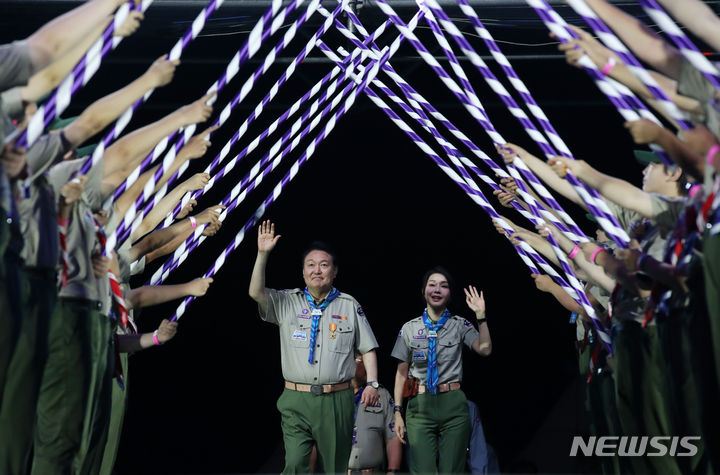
[249,220,380,474]
[348,357,402,473]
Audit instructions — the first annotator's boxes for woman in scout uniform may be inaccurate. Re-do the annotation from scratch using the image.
[390,266,492,474]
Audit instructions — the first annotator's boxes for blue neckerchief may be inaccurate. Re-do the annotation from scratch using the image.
[304,287,340,365]
[422,308,451,395]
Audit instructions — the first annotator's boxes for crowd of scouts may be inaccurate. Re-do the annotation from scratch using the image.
[488,0,720,474]
[0,1,224,473]
[3,0,720,474]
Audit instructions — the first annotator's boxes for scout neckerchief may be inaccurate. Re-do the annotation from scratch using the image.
[304,287,340,365]
[422,308,451,395]
[89,214,130,329]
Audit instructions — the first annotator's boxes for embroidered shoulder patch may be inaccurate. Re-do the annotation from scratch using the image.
[357,305,365,316]
[464,319,473,327]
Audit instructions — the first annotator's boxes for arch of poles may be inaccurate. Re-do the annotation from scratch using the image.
[33,0,716,355]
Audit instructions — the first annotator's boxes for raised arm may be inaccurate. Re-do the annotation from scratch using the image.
[130,204,222,263]
[550,156,655,218]
[656,0,720,54]
[126,277,213,308]
[531,273,584,315]
[100,91,213,192]
[64,56,178,152]
[116,318,177,353]
[26,0,133,71]
[465,286,491,356]
[582,0,683,78]
[129,172,210,241]
[624,119,704,180]
[249,220,281,312]
[20,12,144,103]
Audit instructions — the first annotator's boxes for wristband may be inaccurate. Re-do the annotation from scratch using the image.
[568,244,580,259]
[152,330,162,346]
[601,57,616,76]
[393,405,404,414]
[189,216,197,229]
[590,247,605,265]
[477,317,487,325]
[707,144,720,165]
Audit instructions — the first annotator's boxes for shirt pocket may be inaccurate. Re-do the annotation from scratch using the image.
[438,333,460,362]
[289,320,312,348]
[329,323,354,354]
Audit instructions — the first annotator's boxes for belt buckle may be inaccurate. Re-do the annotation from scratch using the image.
[310,384,324,395]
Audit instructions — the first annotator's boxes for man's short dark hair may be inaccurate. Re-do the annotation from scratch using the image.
[301,241,338,267]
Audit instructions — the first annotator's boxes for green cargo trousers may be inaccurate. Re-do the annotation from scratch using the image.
[406,389,470,474]
[277,387,354,474]
[0,269,56,474]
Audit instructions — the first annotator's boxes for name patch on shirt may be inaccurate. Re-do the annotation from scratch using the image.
[291,330,307,341]
[297,311,311,319]
[412,350,426,361]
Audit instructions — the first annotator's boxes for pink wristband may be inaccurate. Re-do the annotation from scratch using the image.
[707,144,720,165]
[590,247,605,265]
[189,216,197,229]
[568,245,580,259]
[152,330,161,346]
[601,57,616,76]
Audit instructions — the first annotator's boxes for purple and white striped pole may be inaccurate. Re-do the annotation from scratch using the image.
[19,0,153,148]
[158,15,410,229]
[420,0,601,242]
[73,0,228,190]
[110,0,298,199]
[108,0,330,251]
[327,42,580,301]
[151,9,425,282]
[566,0,692,129]
[526,0,673,165]
[638,0,720,90]
[321,43,612,351]
[452,0,631,247]
[374,0,587,244]
[167,45,397,320]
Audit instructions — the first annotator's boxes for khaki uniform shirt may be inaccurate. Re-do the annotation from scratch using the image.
[0,41,33,93]
[605,194,687,322]
[348,386,396,470]
[260,288,378,385]
[391,315,480,385]
[18,133,69,268]
[47,158,109,310]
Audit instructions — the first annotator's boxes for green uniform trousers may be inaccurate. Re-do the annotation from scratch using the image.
[99,352,128,475]
[406,389,470,474]
[657,313,711,475]
[74,308,114,475]
[0,268,56,474]
[31,297,106,475]
[277,387,354,474]
[612,321,681,475]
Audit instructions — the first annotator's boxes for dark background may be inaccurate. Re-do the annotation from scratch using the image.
[3,1,716,473]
